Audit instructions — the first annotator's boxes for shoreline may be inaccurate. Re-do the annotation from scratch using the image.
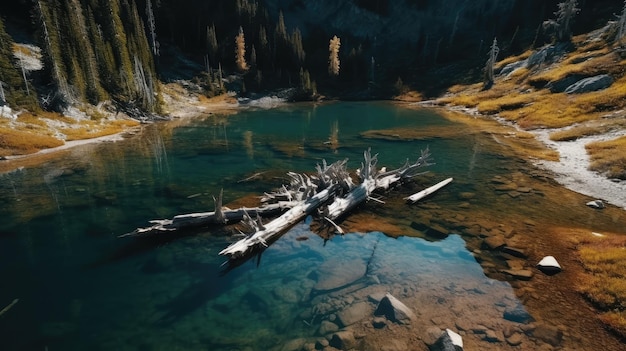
[416,101,626,211]
[3,96,625,212]
[533,128,626,210]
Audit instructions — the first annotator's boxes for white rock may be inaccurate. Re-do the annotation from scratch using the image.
[445,328,464,349]
[537,256,562,275]
[586,200,605,209]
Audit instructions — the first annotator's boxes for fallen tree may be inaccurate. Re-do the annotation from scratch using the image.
[122,148,434,262]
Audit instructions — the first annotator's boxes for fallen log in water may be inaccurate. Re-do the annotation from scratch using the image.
[119,189,298,238]
[123,148,436,264]
[220,148,433,261]
[405,177,453,203]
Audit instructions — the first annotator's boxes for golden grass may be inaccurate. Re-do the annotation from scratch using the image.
[586,135,626,179]
[476,92,536,115]
[60,120,138,141]
[528,51,617,87]
[577,235,626,337]
[0,127,64,155]
[550,126,607,141]
[494,49,533,70]
[549,119,626,141]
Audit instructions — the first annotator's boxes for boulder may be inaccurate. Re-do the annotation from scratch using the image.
[586,200,605,209]
[499,59,528,77]
[329,330,357,350]
[506,332,523,346]
[526,43,571,69]
[374,293,417,324]
[501,269,534,280]
[565,74,613,94]
[504,304,534,323]
[501,246,528,259]
[545,74,586,93]
[527,46,554,68]
[423,327,445,347]
[531,324,563,347]
[537,256,562,275]
[428,328,464,351]
[337,301,371,327]
[482,236,506,250]
[318,320,339,335]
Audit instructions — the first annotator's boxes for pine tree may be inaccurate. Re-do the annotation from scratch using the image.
[291,27,305,66]
[543,0,579,42]
[206,23,218,64]
[0,17,37,109]
[65,0,106,103]
[328,35,341,76]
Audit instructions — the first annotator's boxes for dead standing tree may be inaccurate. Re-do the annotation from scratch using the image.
[483,37,499,90]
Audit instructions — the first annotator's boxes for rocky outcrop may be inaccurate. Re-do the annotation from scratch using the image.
[545,74,586,93]
[564,74,613,94]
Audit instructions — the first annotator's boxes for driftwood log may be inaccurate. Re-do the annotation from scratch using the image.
[122,148,434,262]
[219,148,432,260]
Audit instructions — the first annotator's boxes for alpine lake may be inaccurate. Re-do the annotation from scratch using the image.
[1,101,625,351]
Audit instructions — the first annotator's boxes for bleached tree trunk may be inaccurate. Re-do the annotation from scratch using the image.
[146,0,159,56]
[133,55,155,110]
[0,81,6,104]
[617,0,626,47]
[221,148,432,261]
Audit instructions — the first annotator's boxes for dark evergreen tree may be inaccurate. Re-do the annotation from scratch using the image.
[0,16,37,109]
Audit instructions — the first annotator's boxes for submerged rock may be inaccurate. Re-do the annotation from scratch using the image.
[337,301,371,327]
[426,328,464,351]
[318,320,339,335]
[374,293,417,324]
[329,330,357,350]
[504,303,534,323]
[313,258,367,291]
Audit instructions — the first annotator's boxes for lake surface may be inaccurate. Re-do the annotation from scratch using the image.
[0,101,624,350]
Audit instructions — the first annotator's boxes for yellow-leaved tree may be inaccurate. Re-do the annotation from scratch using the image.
[328,35,340,76]
[235,27,248,72]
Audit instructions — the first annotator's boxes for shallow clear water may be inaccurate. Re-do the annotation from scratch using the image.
[0,102,545,350]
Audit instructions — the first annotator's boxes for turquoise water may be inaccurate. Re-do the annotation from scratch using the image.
[0,102,525,350]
